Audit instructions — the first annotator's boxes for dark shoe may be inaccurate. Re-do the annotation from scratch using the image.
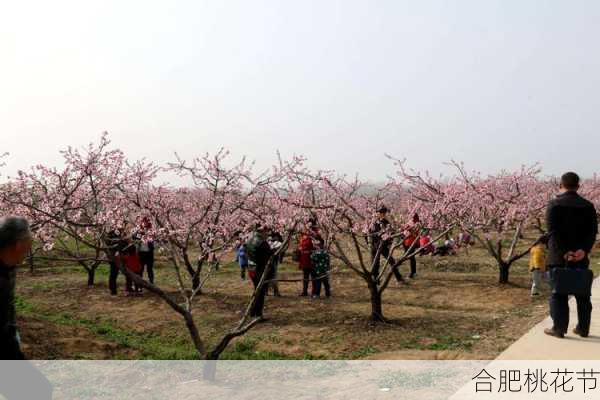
[573,327,589,338]
[299,293,308,297]
[544,328,564,338]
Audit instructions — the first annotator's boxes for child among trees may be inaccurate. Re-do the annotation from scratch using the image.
[310,240,331,298]
[235,241,249,280]
[529,236,548,297]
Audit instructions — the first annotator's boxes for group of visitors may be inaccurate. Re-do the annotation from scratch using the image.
[105,216,155,296]
[297,219,331,298]
[368,207,475,284]
[1,171,597,362]
[233,220,333,319]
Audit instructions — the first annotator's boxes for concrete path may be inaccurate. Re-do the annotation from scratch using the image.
[497,277,600,360]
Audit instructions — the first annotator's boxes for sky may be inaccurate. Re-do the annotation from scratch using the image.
[2,0,600,182]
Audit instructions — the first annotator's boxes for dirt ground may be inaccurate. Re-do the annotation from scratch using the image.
[15,243,585,361]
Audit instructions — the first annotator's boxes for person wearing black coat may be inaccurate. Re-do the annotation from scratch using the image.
[105,228,129,295]
[246,226,274,318]
[369,206,403,283]
[544,172,598,338]
[135,217,155,284]
[0,217,33,360]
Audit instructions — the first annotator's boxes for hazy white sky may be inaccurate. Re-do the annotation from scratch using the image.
[2,1,600,181]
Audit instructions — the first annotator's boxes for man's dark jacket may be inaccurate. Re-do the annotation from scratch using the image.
[0,261,25,359]
[545,191,598,267]
[246,233,273,273]
[369,218,392,251]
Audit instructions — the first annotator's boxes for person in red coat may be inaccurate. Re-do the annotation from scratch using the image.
[298,230,315,296]
[121,244,143,296]
[402,213,421,279]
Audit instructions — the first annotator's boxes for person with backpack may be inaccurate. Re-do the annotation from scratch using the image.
[311,240,331,298]
[544,172,597,338]
[245,225,274,319]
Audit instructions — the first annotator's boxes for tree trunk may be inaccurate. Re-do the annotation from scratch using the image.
[28,252,34,274]
[498,262,510,284]
[87,268,96,287]
[369,284,385,322]
[192,274,201,292]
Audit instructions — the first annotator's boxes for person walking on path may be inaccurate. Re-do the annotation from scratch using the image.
[544,172,598,339]
[0,216,33,360]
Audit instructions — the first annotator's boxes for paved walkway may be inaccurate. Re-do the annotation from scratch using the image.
[497,277,600,360]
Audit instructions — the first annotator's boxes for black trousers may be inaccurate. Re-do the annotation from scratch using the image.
[408,256,417,277]
[314,275,331,297]
[402,243,417,277]
[371,244,402,282]
[139,251,155,284]
[250,264,274,318]
[550,291,593,334]
[302,269,317,295]
[108,260,119,295]
[549,265,593,333]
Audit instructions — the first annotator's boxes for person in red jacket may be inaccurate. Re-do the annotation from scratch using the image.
[419,232,434,255]
[402,213,420,279]
[298,229,315,296]
[121,244,143,296]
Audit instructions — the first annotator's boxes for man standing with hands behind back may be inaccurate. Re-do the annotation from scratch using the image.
[544,172,598,338]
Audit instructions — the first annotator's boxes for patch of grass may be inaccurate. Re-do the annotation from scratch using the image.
[16,295,198,359]
[401,334,473,351]
[425,335,473,351]
[345,345,378,359]
[29,281,61,291]
[219,337,294,360]
[14,295,36,314]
